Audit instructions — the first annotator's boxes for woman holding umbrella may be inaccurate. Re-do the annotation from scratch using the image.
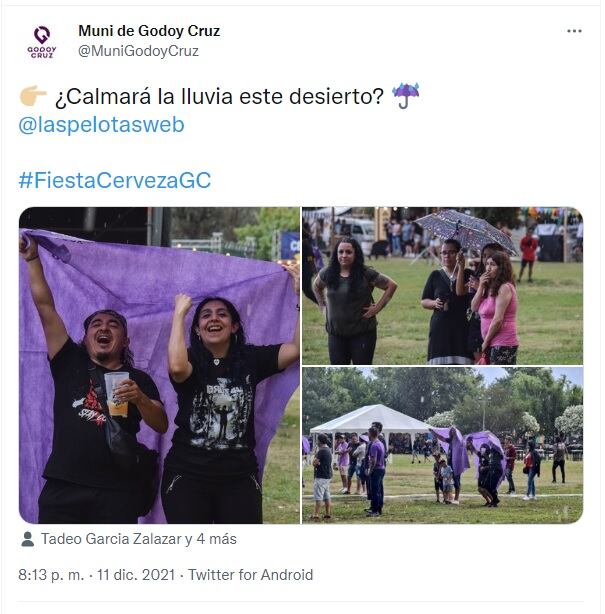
[470,251,519,364]
[421,239,474,365]
[313,237,398,365]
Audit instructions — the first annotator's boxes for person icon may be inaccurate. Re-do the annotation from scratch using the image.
[21,532,34,547]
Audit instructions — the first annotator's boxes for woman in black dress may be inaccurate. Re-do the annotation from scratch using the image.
[313,237,397,365]
[162,265,300,524]
[420,239,473,365]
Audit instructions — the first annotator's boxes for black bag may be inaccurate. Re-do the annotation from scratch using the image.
[89,364,160,517]
[522,466,529,474]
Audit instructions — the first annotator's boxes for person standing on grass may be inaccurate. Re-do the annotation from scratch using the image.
[471,251,519,365]
[504,436,517,495]
[429,426,469,505]
[412,438,421,464]
[518,227,539,283]
[313,237,398,365]
[552,436,568,484]
[365,427,385,517]
[346,433,361,494]
[335,433,350,493]
[433,453,444,503]
[355,436,368,495]
[311,434,333,520]
[439,459,454,504]
[421,239,474,365]
[523,440,541,501]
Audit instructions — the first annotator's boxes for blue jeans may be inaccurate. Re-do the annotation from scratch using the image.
[526,468,536,497]
[369,468,385,513]
[391,236,401,255]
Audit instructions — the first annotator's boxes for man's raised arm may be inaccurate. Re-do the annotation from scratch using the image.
[20,236,68,359]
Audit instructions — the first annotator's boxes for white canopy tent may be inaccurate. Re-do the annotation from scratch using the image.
[310,404,431,453]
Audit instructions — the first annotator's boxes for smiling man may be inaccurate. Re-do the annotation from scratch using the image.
[20,236,168,524]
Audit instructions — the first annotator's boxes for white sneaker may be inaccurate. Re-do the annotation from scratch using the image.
[451,500,460,505]
[530,495,537,500]
[522,495,531,501]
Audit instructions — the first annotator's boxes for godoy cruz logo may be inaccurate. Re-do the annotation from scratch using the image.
[28,25,56,59]
[34,26,50,44]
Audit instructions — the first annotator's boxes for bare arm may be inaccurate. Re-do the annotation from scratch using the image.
[114,380,168,433]
[19,236,68,359]
[278,263,300,370]
[363,273,398,319]
[421,297,444,311]
[455,252,467,296]
[470,273,490,312]
[312,275,327,311]
[481,284,513,350]
[168,294,193,383]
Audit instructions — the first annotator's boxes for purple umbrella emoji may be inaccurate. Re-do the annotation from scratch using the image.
[392,82,419,109]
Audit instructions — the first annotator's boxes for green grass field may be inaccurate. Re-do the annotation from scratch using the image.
[302,454,582,524]
[303,260,583,365]
[262,389,300,524]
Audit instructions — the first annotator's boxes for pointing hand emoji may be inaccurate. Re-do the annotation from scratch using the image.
[20,85,47,106]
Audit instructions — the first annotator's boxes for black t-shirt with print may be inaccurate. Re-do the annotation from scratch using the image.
[43,339,161,491]
[166,344,282,479]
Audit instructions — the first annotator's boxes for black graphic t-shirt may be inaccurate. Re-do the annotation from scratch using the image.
[166,344,282,479]
[43,339,161,491]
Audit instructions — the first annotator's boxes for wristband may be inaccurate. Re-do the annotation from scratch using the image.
[25,255,39,262]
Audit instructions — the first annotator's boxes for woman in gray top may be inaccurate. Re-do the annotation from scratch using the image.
[313,237,397,365]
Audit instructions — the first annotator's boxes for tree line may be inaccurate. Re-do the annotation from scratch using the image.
[302,368,583,438]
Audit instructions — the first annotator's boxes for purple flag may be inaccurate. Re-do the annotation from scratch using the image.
[429,426,470,477]
[465,431,507,487]
[19,230,299,523]
[301,436,311,455]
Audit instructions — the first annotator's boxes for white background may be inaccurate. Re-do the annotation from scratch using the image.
[1,2,600,613]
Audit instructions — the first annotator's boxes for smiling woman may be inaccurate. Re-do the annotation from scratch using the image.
[162,264,300,524]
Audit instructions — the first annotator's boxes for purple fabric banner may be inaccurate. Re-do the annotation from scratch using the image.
[430,427,470,477]
[19,230,299,524]
[301,436,311,455]
[465,431,507,487]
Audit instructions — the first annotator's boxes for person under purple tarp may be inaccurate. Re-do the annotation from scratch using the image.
[466,431,506,508]
[429,426,470,505]
[19,236,169,524]
[19,229,300,524]
[162,265,299,524]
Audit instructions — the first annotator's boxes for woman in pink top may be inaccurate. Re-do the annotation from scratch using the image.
[470,251,519,364]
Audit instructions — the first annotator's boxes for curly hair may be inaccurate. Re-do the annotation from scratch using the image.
[188,297,248,380]
[323,237,367,293]
[486,251,515,297]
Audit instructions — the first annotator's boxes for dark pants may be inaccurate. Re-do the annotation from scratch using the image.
[552,459,566,483]
[161,468,262,524]
[328,329,377,365]
[505,467,515,492]
[38,478,139,524]
[369,468,385,513]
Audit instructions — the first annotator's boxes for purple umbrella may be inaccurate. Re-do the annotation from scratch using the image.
[415,209,517,255]
[465,431,507,488]
[392,82,419,109]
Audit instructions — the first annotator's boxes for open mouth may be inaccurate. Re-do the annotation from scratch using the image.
[206,324,223,333]
[96,333,112,347]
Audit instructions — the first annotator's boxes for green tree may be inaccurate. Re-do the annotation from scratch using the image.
[371,368,481,421]
[234,208,300,260]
